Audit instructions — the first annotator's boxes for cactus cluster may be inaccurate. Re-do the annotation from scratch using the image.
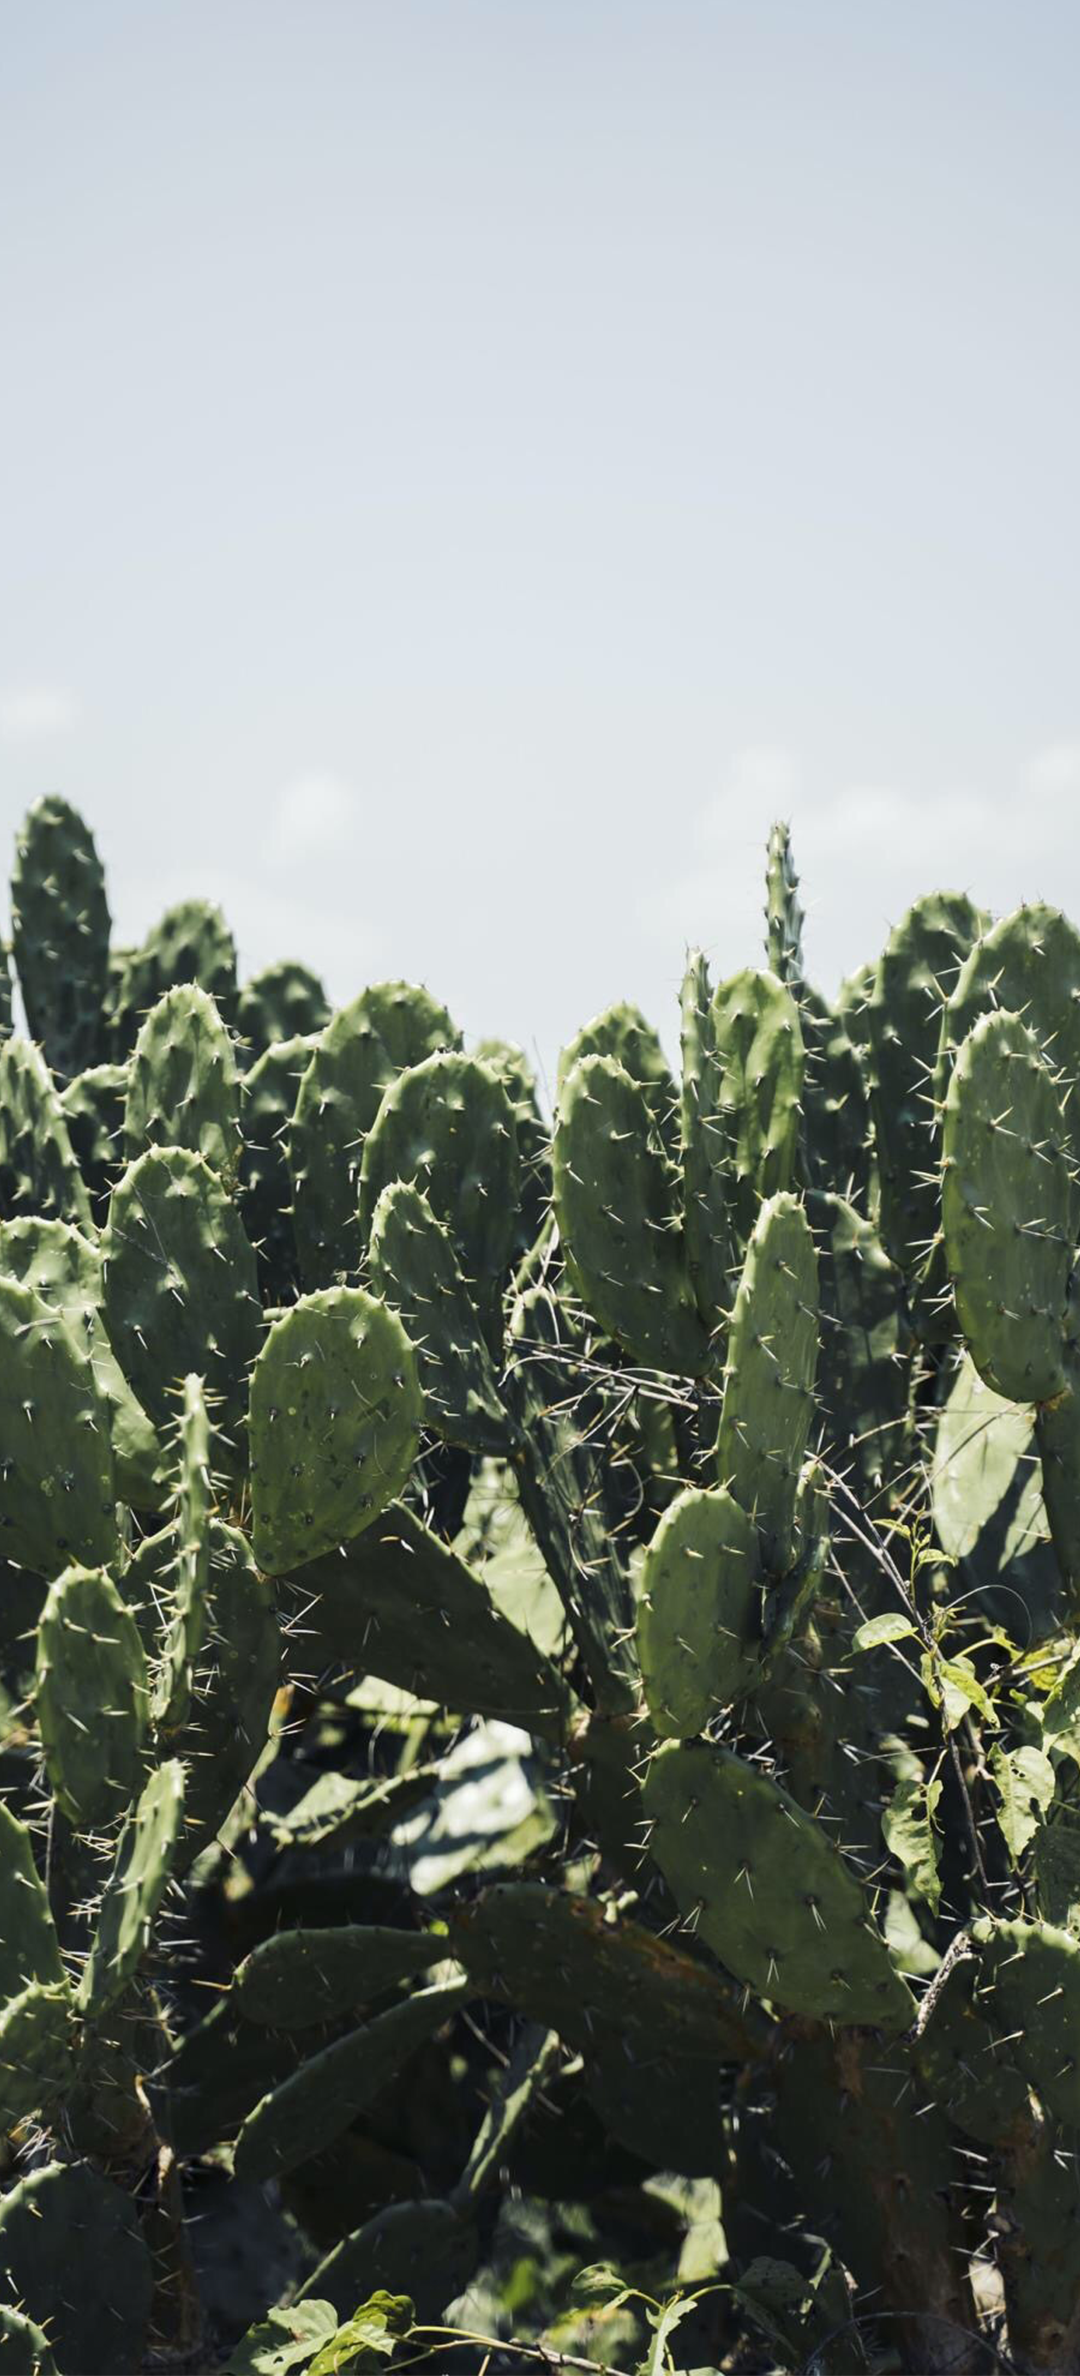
[1,794,1079,2372]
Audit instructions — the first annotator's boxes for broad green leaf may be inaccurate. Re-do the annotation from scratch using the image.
[923,1652,999,1732]
[882,1776,943,1912]
[308,2294,414,2374]
[852,1612,917,1653]
[639,2292,696,2376]
[225,2301,337,2376]
[991,1745,1056,1863]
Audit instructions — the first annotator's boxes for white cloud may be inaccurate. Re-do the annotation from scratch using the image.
[0,685,78,741]
[268,770,357,867]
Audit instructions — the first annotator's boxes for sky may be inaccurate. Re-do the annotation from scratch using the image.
[2,2,1080,1091]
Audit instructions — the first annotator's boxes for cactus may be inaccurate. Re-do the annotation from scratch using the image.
[713,1190,818,1574]
[108,897,237,1055]
[233,1975,470,2182]
[636,1484,762,1734]
[102,1145,260,1447]
[10,794,111,1078]
[368,1179,510,1453]
[359,1051,520,1345]
[553,1052,710,1375]
[5,795,1080,2366]
[124,981,243,1180]
[0,1036,93,1228]
[288,983,459,1287]
[238,959,329,1055]
[35,1563,148,1824]
[0,1274,117,1575]
[643,1738,913,2028]
[248,1287,423,1571]
[235,1925,444,2028]
[237,1032,313,1297]
[78,1758,186,2016]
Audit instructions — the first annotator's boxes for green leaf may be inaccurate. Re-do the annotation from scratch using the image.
[225,2301,337,2376]
[307,2293,415,2374]
[991,1744,1056,1863]
[925,1652,1000,1732]
[852,1612,917,1652]
[882,1775,943,1913]
[638,2292,696,2376]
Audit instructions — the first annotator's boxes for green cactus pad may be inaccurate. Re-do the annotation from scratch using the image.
[109,896,237,1056]
[710,967,804,1252]
[933,1352,1054,1621]
[942,1011,1071,1403]
[1034,1817,1080,1933]
[643,1739,912,2029]
[636,1485,762,1736]
[59,1061,128,1222]
[236,1924,444,2027]
[11,795,111,1079]
[680,949,735,1337]
[714,1191,818,1574]
[0,1037,93,1229]
[0,1803,62,1999]
[238,959,329,1056]
[975,1916,1080,2126]
[249,1287,422,1572]
[301,2198,478,2325]
[0,1276,117,1576]
[124,981,242,1180]
[360,1051,520,1338]
[939,902,1080,1126]
[800,987,873,1210]
[810,1190,909,1499]
[0,2160,152,2376]
[557,1001,678,1153]
[368,1180,510,1453]
[289,983,459,1288]
[473,1036,550,1253]
[146,1518,279,1863]
[0,1982,73,2128]
[0,2306,58,2374]
[553,1053,708,1375]
[451,1883,767,2065]
[867,890,984,1289]
[0,1215,161,1510]
[293,1499,571,1732]
[764,820,806,986]
[504,1283,637,1706]
[238,1033,313,1297]
[153,1373,212,1731]
[78,1757,185,2016]
[35,1563,148,1825]
[102,1145,261,1445]
[233,1974,470,2182]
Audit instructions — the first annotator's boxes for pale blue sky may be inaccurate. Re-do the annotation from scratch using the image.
[2,3,1079,1084]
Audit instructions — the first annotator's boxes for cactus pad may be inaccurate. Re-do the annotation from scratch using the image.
[553,1053,708,1375]
[368,1179,510,1452]
[637,1485,761,1736]
[714,1191,818,1574]
[0,2160,152,2375]
[942,1010,1072,1402]
[710,967,804,1252]
[124,982,242,1179]
[360,1051,520,1337]
[233,1974,470,2181]
[11,795,111,1079]
[248,1286,422,1572]
[643,1739,912,2029]
[35,1563,148,1825]
[102,1146,260,1444]
[0,1276,117,1575]
[235,1924,443,2027]
[78,1757,186,2016]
